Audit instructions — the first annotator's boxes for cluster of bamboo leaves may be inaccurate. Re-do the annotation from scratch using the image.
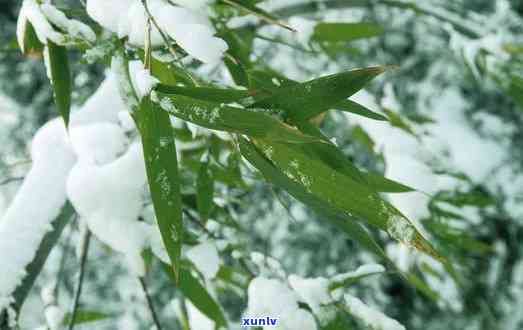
[10,0,509,328]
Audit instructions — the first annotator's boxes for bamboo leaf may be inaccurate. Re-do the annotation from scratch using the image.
[248,67,388,122]
[62,310,113,326]
[295,122,414,193]
[11,203,74,313]
[134,97,183,281]
[165,264,228,327]
[313,22,384,43]
[152,92,321,144]
[362,172,415,193]
[197,160,214,223]
[238,138,391,263]
[156,84,250,103]
[247,138,441,260]
[336,99,388,121]
[46,40,72,127]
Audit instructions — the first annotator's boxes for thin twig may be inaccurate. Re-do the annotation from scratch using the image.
[68,230,91,330]
[182,209,216,237]
[140,0,200,86]
[140,0,178,58]
[139,277,163,330]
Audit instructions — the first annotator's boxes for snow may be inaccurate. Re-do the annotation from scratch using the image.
[245,277,317,330]
[86,0,228,63]
[40,4,96,43]
[344,294,405,330]
[246,277,298,316]
[288,275,332,312]
[167,23,228,64]
[66,142,150,276]
[0,119,75,311]
[279,308,317,330]
[118,111,136,132]
[134,68,160,100]
[17,0,95,49]
[0,73,136,311]
[186,241,220,279]
[69,123,127,165]
[44,305,64,330]
[330,264,386,284]
[18,0,65,45]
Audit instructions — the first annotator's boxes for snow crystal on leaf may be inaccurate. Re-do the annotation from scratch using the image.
[387,214,415,244]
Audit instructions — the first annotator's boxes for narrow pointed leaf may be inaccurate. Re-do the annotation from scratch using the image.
[134,98,183,281]
[247,67,388,122]
[152,93,321,144]
[156,84,250,103]
[196,160,214,223]
[61,310,113,326]
[239,139,440,295]
[313,22,384,43]
[249,138,441,260]
[238,138,391,263]
[295,122,414,193]
[362,172,415,193]
[165,264,227,327]
[336,99,388,121]
[11,203,74,314]
[46,40,72,127]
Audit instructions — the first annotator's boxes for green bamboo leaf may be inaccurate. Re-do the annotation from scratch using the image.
[295,122,414,193]
[152,92,321,144]
[238,138,391,263]
[403,273,440,302]
[313,22,384,43]
[216,265,250,289]
[248,67,388,122]
[383,108,417,136]
[239,139,440,297]
[336,99,388,121]
[62,310,113,326]
[220,29,256,87]
[156,84,250,103]
[46,40,72,127]
[165,264,228,327]
[11,203,74,314]
[197,160,214,223]
[134,97,183,281]
[362,172,415,193]
[249,138,441,260]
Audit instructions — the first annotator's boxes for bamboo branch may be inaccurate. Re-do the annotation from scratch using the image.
[139,277,163,330]
[68,229,91,330]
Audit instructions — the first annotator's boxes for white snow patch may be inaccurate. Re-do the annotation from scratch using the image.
[186,241,220,279]
[344,294,405,330]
